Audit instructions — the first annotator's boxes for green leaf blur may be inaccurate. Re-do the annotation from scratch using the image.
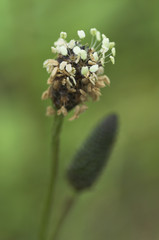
[0,0,159,239]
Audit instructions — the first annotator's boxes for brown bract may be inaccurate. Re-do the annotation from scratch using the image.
[42,45,110,120]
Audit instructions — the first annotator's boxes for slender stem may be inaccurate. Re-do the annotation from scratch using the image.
[90,36,94,48]
[51,192,78,240]
[39,114,64,240]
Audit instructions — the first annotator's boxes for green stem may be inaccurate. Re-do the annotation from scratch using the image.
[39,114,64,240]
[51,193,78,240]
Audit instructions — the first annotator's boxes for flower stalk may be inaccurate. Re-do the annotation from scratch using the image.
[39,114,64,240]
[51,192,78,240]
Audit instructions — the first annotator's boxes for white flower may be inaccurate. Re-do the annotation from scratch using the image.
[59,61,67,70]
[93,52,99,61]
[68,40,75,49]
[73,46,81,55]
[90,64,99,73]
[80,50,87,60]
[59,46,68,56]
[77,30,86,39]
[66,64,72,73]
[81,66,89,75]
[110,56,115,64]
[90,28,97,36]
[111,47,116,56]
[60,32,67,39]
[96,31,101,41]
[51,47,57,54]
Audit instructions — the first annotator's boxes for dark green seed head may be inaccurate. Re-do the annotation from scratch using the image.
[67,114,119,191]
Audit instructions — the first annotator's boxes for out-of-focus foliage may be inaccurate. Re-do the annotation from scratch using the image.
[0,0,159,239]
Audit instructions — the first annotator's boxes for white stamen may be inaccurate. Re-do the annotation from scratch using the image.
[90,64,99,73]
[51,47,57,54]
[101,46,109,54]
[93,52,99,61]
[81,66,89,75]
[43,59,49,67]
[102,34,107,39]
[46,66,51,73]
[73,46,81,55]
[77,30,86,39]
[60,32,67,39]
[96,31,101,41]
[109,42,115,49]
[102,37,109,48]
[66,64,72,73]
[54,38,66,47]
[101,58,105,66]
[110,56,115,64]
[68,40,75,49]
[90,28,97,36]
[59,61,67,70]
[112,47,116,56]
[59,46,68,56]
[80,50,87,60]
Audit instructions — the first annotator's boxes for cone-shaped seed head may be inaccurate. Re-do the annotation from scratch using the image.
[67,114,119,191]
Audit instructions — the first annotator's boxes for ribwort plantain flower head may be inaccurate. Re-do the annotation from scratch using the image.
[67,114,118,191]
[42,28,116,120]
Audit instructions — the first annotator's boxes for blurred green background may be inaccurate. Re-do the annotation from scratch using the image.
[0,0,159,239]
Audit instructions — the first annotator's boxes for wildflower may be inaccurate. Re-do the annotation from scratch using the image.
[42,29,116,120]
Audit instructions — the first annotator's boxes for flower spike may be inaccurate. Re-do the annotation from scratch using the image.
[42,28,116,119]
